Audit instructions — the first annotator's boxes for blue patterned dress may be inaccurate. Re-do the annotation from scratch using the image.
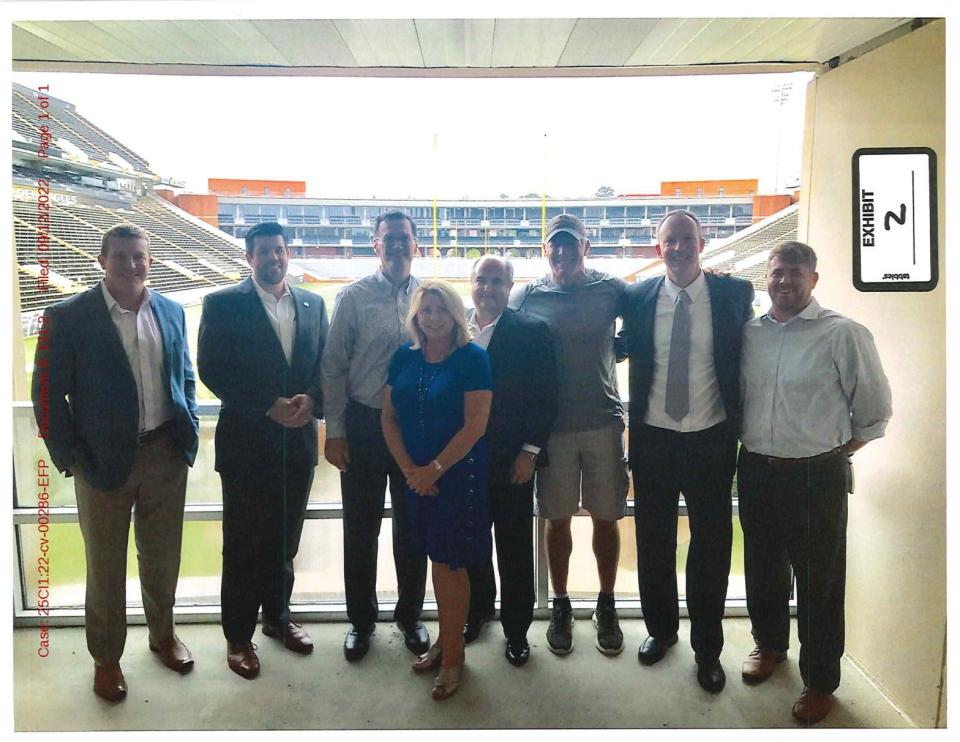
[388,342,492,570]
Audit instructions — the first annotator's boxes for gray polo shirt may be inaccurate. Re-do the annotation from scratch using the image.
[510,268,627,433]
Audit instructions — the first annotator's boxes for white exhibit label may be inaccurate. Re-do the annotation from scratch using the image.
[853,148,937,292]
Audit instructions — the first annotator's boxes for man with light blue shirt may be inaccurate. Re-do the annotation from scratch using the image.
[321,210,429,661]
[738,240,892,724]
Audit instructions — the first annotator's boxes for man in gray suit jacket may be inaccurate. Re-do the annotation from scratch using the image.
[32,223,199,702]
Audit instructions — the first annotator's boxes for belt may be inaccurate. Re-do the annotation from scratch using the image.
[137,419,176,447]
[745,446,846,466]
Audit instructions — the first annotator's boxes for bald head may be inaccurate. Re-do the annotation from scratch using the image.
[471,254,514,326]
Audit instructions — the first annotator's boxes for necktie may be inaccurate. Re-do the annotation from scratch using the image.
[665,289,691,422]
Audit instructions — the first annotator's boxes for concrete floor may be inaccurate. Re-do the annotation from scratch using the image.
[14,617,911,731]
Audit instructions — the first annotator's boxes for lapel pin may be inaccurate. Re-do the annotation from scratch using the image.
[303,301,310,307]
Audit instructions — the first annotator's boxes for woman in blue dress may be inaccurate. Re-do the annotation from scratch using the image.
[382,279,492,701]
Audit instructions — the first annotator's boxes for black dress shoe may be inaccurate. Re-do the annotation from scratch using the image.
[505,636,530,667]
[638,634,678,666]
[397,621,430,655]
[343,626,374,661]
[463,611,495,644]
[696,659,727,693]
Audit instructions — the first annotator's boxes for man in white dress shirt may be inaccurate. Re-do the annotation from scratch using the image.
[738,240,892,724]
[199,222,328,679]
[32,223,200,701]
[620,210,754,692]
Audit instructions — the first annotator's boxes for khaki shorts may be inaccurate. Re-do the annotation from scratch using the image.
[534,421,630,521]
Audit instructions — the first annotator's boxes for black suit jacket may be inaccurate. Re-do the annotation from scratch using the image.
[620,273,754,467]
[197,277,328,475]
[31,285,199,491]
[475,308,559,474]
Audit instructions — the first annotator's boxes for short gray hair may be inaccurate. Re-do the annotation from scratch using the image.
[471,254,514,283]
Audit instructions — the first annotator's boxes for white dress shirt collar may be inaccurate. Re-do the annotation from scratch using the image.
[468,310,503,351]
[251,275,291,302]
[765,296,822,325]
[663,269,706,304]
[100,280,150,313]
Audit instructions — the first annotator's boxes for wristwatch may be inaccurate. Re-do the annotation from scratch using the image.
[431,459,444,473]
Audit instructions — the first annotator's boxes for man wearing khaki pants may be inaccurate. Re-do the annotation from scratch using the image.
[32,223,199,702]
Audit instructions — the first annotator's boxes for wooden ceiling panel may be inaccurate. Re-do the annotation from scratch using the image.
[489,19,577,68]
[12,24,82,63]
[557,18,659,67]
[10,17,918,74]
[334,19,424,68]
[415,19,496,68]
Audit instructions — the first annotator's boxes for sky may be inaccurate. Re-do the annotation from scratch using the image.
[12,70,811,200]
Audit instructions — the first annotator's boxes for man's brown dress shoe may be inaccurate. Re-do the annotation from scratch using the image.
[792,687,834,724]
[93,663,127,702]
[263,621,314,654]
[149,635,195,673]
[227,642,260,679]
[741,645,787,683]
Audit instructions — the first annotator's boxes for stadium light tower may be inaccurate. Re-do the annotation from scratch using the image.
[771,82,793,194]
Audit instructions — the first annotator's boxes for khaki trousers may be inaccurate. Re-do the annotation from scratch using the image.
[73,436,188,665]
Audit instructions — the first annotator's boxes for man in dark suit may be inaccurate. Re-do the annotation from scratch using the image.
[620,210,754,692]
[198,221,328,680]
[32,223,199,702]
[464,255,558,666]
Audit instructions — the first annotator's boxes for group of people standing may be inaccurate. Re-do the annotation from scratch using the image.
[32,207,891,725]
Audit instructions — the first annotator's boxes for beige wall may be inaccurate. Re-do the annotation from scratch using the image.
[797,19,946,727]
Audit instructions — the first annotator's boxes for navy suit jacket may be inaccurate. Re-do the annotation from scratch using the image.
[197,277,328,475]
[619,273,754,468]
[472,308,559,473]
[31,284,200,491]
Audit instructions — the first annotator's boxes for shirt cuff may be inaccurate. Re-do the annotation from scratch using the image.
[324,418,347,439]
[852,420,888,443]
[521,444,540,456]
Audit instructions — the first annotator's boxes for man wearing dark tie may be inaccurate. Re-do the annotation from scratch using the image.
[198,221,328,679]
[32,223,199,702]
[620,210,754,692]
[463,255,558,665]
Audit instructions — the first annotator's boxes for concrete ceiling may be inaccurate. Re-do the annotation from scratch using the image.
[12,17,915,76]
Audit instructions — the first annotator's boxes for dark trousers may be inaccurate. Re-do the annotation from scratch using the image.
[341,400,427,632]
[220,457,313,644]
[632,421,737,664]
[467,464,535,641]
[737,448,849,694]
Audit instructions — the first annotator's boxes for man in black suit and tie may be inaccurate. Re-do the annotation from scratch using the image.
[198,221,328,679]
[32,223,199,702]
[463,255,558,665]
[620,210,754,692]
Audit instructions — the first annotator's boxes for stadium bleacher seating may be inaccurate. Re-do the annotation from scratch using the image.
[12,84,152,173]
[632,204,799,291]
[14,194,250,312]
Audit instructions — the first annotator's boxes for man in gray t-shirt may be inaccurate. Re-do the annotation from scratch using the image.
[510,214,629,657]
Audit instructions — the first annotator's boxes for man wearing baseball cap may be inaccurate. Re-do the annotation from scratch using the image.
[510,213,629,657]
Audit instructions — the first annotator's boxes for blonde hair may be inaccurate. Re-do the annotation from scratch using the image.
[407,280,472,350]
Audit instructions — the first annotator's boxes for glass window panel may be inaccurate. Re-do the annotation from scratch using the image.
[18,519,435,610]
[19,521,224,610]
[564,515,746,602]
